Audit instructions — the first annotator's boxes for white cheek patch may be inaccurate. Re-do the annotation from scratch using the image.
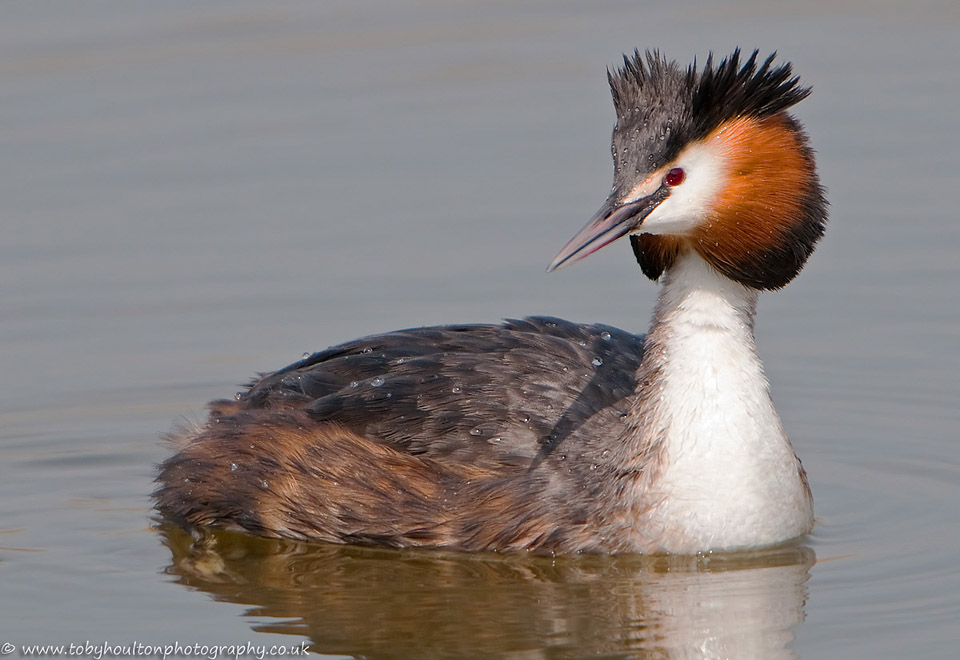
[636,141,728,236]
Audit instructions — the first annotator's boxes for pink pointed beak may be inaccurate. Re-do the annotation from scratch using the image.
[547,189,668,272]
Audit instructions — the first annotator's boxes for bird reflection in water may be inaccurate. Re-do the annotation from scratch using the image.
[159,524,815,659]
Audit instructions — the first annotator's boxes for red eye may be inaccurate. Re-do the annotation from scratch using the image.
[664,167,685,186]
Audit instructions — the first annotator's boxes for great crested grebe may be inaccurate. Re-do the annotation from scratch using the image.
[157,49,827,554]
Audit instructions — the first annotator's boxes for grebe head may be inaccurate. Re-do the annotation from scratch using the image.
[549,49,827,290]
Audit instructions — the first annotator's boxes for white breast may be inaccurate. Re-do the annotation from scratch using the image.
[635,252,813,553]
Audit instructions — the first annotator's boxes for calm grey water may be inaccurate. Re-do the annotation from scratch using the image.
[2,2,958,658]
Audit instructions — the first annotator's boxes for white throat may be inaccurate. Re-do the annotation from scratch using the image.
[633,251,813,553]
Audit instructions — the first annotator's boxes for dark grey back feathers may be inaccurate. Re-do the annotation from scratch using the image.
[240,317,645,468]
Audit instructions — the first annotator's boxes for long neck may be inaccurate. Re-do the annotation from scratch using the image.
[626,250,812,553]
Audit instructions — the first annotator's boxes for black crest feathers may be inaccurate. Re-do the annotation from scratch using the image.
[608,48,810,142]
[605,49,811,180]
[692,49,810,134]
